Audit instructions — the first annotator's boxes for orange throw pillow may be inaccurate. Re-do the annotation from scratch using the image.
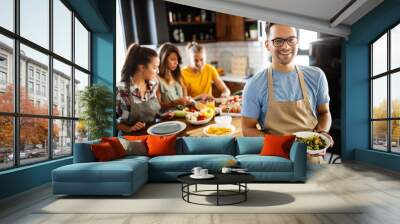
[101,137,126,158]
[91,142,117,161]
[146,135,177,157]
[124,135,149,142]
[260,134,296,159]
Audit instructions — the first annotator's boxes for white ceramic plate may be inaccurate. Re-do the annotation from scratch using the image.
[203,124,236,137]
[294,131,331,155]
[190,174,215,179]
[185,113,213,125]
[147,121,186,136]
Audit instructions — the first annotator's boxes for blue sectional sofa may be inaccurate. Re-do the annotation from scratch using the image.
[52,137,306,196]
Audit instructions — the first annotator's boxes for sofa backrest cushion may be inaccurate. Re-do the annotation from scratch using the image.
[101,137,127,158]
[236,137,264,155]
[74,139,101,163]
[147,135,177,157]
[118,137,147,156]
[124,135,149,142]
[91,142,119,161]
[259,134,295,159]
[178,137,235,155]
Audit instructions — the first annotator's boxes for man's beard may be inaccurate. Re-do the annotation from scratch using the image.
[275,50,296,65]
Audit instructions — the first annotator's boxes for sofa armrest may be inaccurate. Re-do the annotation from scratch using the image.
[289,142,307,181]
[73,140,100,163]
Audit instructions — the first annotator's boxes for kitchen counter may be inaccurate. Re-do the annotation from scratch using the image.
[220,74,248,83]
[213,74,247,96]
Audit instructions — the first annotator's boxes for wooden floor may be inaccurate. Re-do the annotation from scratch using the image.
[1,158,400,224]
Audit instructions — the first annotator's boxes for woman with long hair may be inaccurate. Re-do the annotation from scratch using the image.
[156,43,191,110]
[116,43,160,134]
[181,42,230,98]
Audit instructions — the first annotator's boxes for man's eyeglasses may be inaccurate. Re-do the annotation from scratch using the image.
[270,37,298,47]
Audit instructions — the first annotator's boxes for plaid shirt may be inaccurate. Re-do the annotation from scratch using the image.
[116,79,158,124]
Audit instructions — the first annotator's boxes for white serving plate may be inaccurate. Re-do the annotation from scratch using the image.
[203,124,236,137]
[147,121,186,136]
[190,174,215,179]
[185,113,213,125]
[294,131,331,155]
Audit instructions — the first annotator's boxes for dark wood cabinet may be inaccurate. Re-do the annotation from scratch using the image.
[216,13,245,41]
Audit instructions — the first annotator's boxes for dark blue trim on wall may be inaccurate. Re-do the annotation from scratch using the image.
[91,0,116,135]
[92,32,115,136]
[66,0,110,32]
[92,33,114,87]
[355,148,400,172]
[0,157,72,199]
[343,44,370,160]
[343,0,400,171]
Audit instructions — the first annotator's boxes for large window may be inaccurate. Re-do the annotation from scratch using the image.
[0,0,91,171]
[370,23,400,154]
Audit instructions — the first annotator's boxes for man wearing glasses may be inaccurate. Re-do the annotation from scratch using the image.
[241,23,333,144]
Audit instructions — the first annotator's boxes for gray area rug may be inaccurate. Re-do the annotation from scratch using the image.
[38,183,361,214]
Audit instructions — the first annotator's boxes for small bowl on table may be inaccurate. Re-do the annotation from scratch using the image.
[214,115,232,126]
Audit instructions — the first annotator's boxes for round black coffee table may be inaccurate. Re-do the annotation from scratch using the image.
[177,173,255,206]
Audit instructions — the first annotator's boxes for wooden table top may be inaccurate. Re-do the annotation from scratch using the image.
[139,116,243,137]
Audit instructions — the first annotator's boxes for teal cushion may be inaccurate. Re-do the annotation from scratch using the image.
[73,139,101,163]
[53,159,146,183]
[236,155,293,172]
[149,154,235,172]
[117,155,150,163]
[236,137,264,155]
[179,137,236,155]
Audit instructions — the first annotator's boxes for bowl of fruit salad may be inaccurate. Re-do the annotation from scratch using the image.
[218,95,242,116]
[185,108,214,125]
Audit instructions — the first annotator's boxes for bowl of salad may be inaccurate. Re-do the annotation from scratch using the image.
[294,131,331,155]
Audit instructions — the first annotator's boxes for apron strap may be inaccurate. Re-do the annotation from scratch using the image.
[295,65,309,100]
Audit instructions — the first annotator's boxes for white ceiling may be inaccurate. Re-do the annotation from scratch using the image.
[225,0,352,22]
[165,0,384,38]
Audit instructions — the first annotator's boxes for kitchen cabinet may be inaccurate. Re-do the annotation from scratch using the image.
[161,2,260,44]
[216,13,244,41]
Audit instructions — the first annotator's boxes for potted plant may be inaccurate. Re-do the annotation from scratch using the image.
[249,24,258,40]
[79,84,113,140]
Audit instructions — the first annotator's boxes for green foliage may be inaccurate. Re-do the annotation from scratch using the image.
[79,84,113,140]
[249,24,257,30]
[373,99,400,140]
